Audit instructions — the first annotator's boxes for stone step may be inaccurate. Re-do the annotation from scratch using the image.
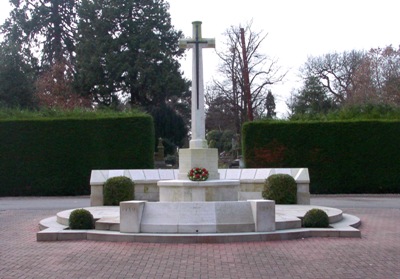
[37,205,360,243]
[276,214,302,230]
[54,204,342,232]
[96,217,120,231]
[91,215,304,231]
[276,205,343,230]
[57,206,120,226]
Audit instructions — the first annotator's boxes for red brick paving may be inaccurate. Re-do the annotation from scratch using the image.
[1,207,399,278]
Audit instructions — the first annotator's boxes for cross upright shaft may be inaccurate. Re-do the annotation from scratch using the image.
[179,21,215,149]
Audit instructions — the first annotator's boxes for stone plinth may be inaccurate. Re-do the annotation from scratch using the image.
[158,179,240,202]
[90,184,104,206]
[120,201,145,233]
[250,200,276,232]
[134,201,275,233]
[177,148,219,180]
[296,183,311,205]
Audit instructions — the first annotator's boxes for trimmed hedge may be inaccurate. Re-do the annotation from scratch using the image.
[243,120,400,194]
[0,114,154,196]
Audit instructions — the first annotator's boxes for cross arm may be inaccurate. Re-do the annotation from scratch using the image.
[179,38,216,49]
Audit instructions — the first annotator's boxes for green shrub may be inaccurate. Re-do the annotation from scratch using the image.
[69,208,94,229]
[303,208,329,228]
[103,176,134,205]
[262,174,297,204]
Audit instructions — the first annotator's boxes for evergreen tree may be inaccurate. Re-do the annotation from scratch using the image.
[265,90,276,119]
[206,130,235,154]
[0,43,37,108]
[75,0,188,109]
[3,0,78,68]
[288,76,336,117]
[1,0,79,108]
[150,105,188,154]
[0,8,38,108]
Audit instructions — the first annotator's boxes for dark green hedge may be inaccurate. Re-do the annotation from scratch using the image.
[243,120,400,194]
[0,115,154,196]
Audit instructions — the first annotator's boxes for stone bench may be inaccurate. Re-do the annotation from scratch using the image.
[90,168,310,206]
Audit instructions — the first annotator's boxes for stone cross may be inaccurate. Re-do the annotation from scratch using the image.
[179,21,215,149]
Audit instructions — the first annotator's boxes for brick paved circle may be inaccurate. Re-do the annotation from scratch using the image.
[1,199,399,278]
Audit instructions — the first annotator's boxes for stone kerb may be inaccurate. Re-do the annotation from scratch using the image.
[90,168,310,206]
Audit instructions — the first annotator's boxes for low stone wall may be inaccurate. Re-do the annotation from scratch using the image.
[120,199,276,233]
[90,168,310,206]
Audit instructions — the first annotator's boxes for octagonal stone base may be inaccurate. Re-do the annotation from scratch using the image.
[158,179,240,202]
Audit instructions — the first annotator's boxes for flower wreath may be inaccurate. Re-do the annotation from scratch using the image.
[188,167,209,181]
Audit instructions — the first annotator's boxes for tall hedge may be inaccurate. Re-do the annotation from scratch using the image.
[243,120,400,194]
[0,115,154,196]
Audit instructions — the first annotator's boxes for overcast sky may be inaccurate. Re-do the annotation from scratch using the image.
[1,0,399,116]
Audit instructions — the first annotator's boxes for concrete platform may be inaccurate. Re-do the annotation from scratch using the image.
[37,204,360,243]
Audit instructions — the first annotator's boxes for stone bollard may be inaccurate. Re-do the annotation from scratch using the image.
[249,200,276,232]
[120,201,145,233]
[297,183,311,205]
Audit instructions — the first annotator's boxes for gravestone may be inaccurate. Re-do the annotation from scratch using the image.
[154,138,166,168]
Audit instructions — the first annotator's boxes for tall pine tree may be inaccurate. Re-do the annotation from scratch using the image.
[0,4,39,108]
[75,0,188,109]
[3,0,78,67]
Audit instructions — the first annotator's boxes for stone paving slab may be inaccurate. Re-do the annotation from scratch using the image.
[1,196,400,278]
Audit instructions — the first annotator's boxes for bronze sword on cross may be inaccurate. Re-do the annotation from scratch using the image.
[179,21,215,148]
[179,21,215,110]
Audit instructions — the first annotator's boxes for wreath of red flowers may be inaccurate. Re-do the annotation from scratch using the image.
[188,167,209,181]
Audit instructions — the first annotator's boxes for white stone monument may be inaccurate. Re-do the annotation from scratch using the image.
[157,21,240,201]
[177,21,219,180]
[179,21,215,149]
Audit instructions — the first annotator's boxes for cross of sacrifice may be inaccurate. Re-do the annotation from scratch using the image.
[179,21,215,149]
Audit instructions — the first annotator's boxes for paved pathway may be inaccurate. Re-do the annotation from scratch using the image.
[0,195,399,279]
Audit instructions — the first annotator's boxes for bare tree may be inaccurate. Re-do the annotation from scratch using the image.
[207,21,286,135]
[301,50,366,104]
[358,46,400,105]
[302,46,400,107]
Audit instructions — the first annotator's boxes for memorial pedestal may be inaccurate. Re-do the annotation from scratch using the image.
[158,179,240,202]
[177,148,220,180]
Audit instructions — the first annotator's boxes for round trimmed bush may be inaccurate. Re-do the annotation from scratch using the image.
[103,176,134,205]
[303,208,329,228]
[69,208,94,230]
[262,174,297,204]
